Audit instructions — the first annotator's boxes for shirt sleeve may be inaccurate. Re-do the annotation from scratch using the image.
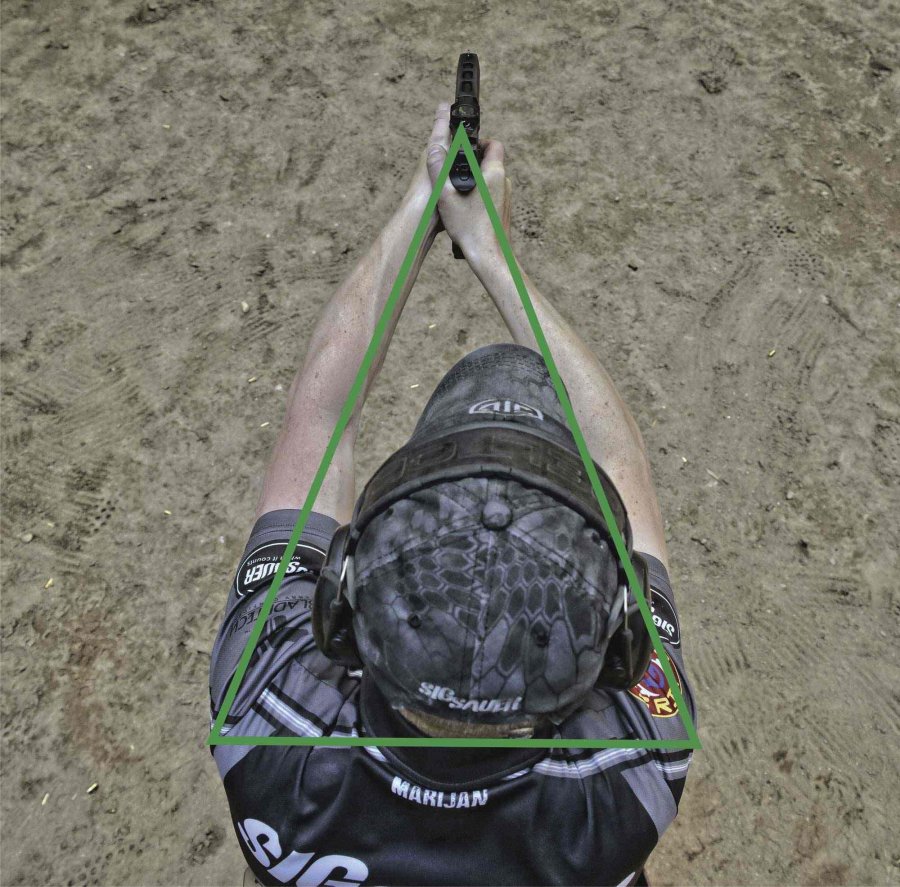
[208,508,340,724]
[611,552,697,789]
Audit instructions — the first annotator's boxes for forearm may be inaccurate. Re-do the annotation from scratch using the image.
[469,248,668,567]
[254,193,436,522]
[301,193,438,427]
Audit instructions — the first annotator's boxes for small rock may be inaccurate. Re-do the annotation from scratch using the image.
[868,57,892,76]
[698,71,726,94]
[240,300,250,314]
[786,490,795,500]
[19,532,34,543]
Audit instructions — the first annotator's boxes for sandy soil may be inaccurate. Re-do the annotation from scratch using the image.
[2,1,899,884]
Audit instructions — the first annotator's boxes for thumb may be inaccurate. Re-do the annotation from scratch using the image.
[426,101,452,184]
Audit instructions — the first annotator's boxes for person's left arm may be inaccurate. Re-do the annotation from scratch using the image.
[256,112,447,524]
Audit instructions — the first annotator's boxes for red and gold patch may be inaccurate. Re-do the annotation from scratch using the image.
[628,650,683,718]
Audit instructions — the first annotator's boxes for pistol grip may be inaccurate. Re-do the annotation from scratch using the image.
[449,158,477,192]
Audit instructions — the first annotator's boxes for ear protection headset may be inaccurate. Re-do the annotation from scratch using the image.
[312,424,654,693]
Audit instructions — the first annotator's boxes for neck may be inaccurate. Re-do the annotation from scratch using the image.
[358,672,549,781]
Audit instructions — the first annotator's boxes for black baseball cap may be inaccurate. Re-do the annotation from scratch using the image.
[349,343,627,725]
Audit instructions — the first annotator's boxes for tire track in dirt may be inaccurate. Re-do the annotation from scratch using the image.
[2,299,156,579]
[688,632,757,774]
[58,357,148,443]
[852,663,900,729]
[699,213,833,394]
[5,380,62,416]
[740,600,881,847]
[687,548,881,859]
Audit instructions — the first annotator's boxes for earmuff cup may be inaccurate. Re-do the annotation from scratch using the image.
[595,552,654,691]
[311,525,363,669]
[596,609,653,691]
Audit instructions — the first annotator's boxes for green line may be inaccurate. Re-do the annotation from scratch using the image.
[208,124,700,751]
[212,734,699,750]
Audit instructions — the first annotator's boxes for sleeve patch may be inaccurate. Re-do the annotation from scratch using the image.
[628,651,683,718]
[234,541,326,598]
[650,587,681,648]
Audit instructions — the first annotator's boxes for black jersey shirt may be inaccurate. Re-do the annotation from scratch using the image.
[209,508,697,887]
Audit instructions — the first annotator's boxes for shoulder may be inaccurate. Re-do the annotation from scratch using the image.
[209,508,348,735]
[551,552,697,781]
[231,508,341,596]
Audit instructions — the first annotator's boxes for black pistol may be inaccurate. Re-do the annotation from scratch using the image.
[449,52,483,258]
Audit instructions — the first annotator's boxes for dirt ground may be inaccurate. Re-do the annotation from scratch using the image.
[2,0,898,884]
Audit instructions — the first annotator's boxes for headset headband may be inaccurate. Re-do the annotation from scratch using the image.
[347,424,632,553]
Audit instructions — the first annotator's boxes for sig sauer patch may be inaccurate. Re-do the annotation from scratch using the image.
[650,588,681,647]
[628,651,683,718]
[235,541,326,598]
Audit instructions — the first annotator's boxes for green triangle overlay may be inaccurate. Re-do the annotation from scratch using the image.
[207,124,700,750]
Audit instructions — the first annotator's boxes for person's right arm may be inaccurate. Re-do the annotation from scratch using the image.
[426,103,669,569]
[471,256,668,569]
